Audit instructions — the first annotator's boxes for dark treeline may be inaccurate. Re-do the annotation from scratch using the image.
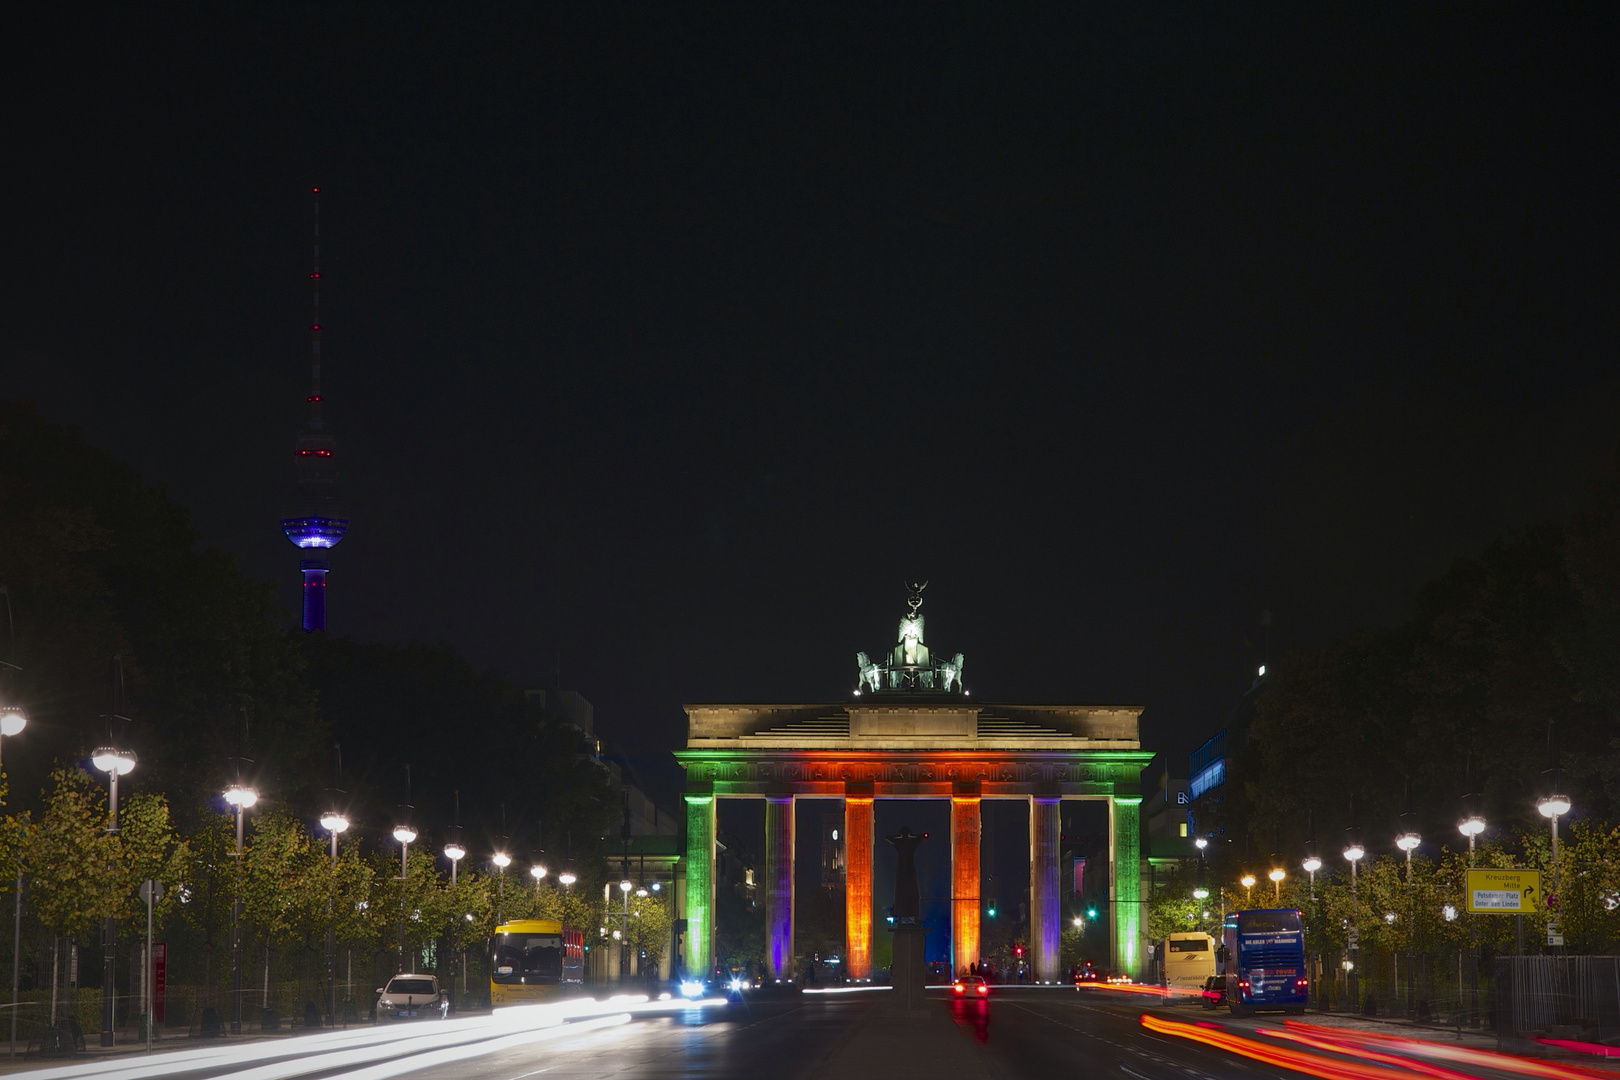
[1212,455,1620,860]
[0,399,616,869]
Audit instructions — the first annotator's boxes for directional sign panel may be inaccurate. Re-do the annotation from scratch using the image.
[1465,868,1540,914]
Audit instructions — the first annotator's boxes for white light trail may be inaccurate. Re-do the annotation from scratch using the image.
[16,994,728,1080]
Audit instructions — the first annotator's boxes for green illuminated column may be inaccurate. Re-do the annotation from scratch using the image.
[1112,794,1143,978]
[684,791,715,977]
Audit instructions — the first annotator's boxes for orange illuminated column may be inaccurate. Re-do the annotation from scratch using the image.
[951,786,981,974]
[844,787,874,979]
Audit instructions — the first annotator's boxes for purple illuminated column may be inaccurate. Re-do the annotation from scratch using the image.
[1031,796,1061,982]
[764,796,795,981]
[300,558,330,633]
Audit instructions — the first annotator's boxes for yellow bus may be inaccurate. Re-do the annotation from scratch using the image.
[490,919,585,1005]
[1161,932,1216,991]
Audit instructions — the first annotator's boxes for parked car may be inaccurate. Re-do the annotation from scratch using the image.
[1199,975,1226,1010]
[376,974,449,1021]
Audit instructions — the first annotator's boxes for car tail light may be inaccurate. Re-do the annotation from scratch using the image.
[977,986,988,995]
[954,984,964,994]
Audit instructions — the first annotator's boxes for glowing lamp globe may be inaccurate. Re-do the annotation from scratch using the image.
[1343,843,1365,862]
[1268,868,1286,884]
[1302,855,1322,874]
[1240,874,1256,889]
[224,785,258,809]
[492,851,512,869]
[1194,837,1208,851]
[650,881,660,892]
[1458,816,1486,839]
[0,705,26,738]
[444,841,466,862]
[1193,886,1209,900]
[1395,832,1421,853]
[393,824,418,845]
[91,746,137,776]
[530,864,546,881]
[619,879,633,893]
[558,871,577,886]
[1538,794,1571,819]
[321,811,350,834]
[280,516,350,550]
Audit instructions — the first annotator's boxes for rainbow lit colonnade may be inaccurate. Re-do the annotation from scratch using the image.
[675,705,1151,983]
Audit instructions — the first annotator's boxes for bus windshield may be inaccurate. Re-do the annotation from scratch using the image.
[492,933,563,983]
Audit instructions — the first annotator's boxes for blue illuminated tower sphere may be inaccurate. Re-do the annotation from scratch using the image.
[280,187,349,632]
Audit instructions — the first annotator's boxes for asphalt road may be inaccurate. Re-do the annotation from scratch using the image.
[12,988,1576,1080]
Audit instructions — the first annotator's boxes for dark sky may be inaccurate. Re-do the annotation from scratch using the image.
[7,5,1619,772]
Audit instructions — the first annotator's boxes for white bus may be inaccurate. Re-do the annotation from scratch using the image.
[1161,932,1216,991]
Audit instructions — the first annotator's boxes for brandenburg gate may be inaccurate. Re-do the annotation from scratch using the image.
[676,587,1152,983]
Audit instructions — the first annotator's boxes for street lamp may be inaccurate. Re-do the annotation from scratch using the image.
[1344,820,1365,1013]
[492,846,511,923]
[1539,723,1571,950]
[393,819,417,972]
[319,804,348,1027]
[91,740,135,1048]
[1240,873,1256,904]
[558,869,577,887]
[223,769,257,1035]
[444,833,467,886]
[1268,867,1286,901]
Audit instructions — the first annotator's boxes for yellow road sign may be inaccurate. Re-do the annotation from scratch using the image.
[1465,868,1540,914]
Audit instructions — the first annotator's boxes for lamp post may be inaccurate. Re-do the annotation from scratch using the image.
[90,743,136,1046]
[492,847,511,924]
[319,805,348,1026]
[1343,824,1365,1013]
[1268,867,1286,902]
[0,684,24,1059]
[393,819,417,973]
[619,878,633,978]
[1240,873,1256,905]
[223,771,258,1035]
[1538,722,1571,951]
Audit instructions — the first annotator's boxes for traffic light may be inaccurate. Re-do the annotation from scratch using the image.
[1087,905,1097,919]
[1014,944,1024,957]
[987,899,997,917]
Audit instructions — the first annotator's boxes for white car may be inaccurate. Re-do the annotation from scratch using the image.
[375,974,449,1021]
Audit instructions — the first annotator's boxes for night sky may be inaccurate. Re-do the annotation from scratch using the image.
[7,6,1619,773]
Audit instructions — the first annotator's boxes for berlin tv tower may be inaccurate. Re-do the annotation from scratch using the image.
[280,187,349,632]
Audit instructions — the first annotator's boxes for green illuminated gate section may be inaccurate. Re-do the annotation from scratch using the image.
[683,791,715,976]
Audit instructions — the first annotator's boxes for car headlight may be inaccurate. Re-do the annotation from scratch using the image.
[379,998,394,1007]
[728,978,743,992]
[680,980,704,998]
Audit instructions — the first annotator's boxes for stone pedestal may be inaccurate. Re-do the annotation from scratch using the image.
[889,927,927,1010]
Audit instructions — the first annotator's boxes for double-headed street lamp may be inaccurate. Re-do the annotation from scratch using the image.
[223,769,257,1035]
